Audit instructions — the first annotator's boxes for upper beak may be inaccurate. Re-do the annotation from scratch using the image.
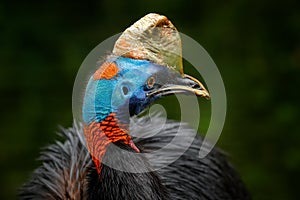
[146,74,210,99]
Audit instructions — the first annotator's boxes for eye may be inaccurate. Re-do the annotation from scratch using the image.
[147,76,155,89]
[122,86,129,95]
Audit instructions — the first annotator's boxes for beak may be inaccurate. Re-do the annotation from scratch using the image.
[146,74,210,99]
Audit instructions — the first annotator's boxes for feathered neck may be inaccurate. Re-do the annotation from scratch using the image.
[86,139,169,200]
[84,114,170,200]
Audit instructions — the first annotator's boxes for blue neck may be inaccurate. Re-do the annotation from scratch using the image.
[82,76,116,124]
[82,57,160,125]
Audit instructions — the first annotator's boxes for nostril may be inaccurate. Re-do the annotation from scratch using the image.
[186,79,202,90]
[192,83,201,90]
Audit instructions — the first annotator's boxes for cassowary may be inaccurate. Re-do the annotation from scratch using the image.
[19,13,251,200]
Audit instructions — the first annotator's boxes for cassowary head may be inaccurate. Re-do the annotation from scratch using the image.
[82,13,210,173]
[83,56,209,124]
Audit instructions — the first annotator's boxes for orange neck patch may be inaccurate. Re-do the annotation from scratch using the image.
[84,113,139,174]
[93,62,119,80]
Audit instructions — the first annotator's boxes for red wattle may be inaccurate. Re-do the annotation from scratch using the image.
[129,139,140,153]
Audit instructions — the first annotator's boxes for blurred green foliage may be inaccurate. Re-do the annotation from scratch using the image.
[0,0,299,199]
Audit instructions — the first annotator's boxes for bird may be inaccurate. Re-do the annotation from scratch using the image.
[19,13,251,200]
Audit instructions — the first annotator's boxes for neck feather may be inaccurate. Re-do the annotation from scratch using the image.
[86,142,169,200]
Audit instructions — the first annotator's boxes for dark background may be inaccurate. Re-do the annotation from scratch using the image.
[1,0,299,199]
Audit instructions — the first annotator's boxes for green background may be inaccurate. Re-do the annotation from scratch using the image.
[1,0,299,199]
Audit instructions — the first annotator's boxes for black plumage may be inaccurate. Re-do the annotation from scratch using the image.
[19,116,251,200]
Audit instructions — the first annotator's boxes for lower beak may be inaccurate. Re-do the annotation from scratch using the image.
[146,74,210,99]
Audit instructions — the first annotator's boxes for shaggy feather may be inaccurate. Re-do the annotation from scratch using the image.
[19,115,250,200]
[19,125,92,199]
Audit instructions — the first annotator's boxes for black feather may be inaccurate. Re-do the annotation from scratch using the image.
[19,116,251,200]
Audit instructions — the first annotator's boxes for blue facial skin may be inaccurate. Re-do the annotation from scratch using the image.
[82,57,172,125]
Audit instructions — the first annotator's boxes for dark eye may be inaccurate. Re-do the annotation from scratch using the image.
[122,86,129,95]
[147,76,155,89]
